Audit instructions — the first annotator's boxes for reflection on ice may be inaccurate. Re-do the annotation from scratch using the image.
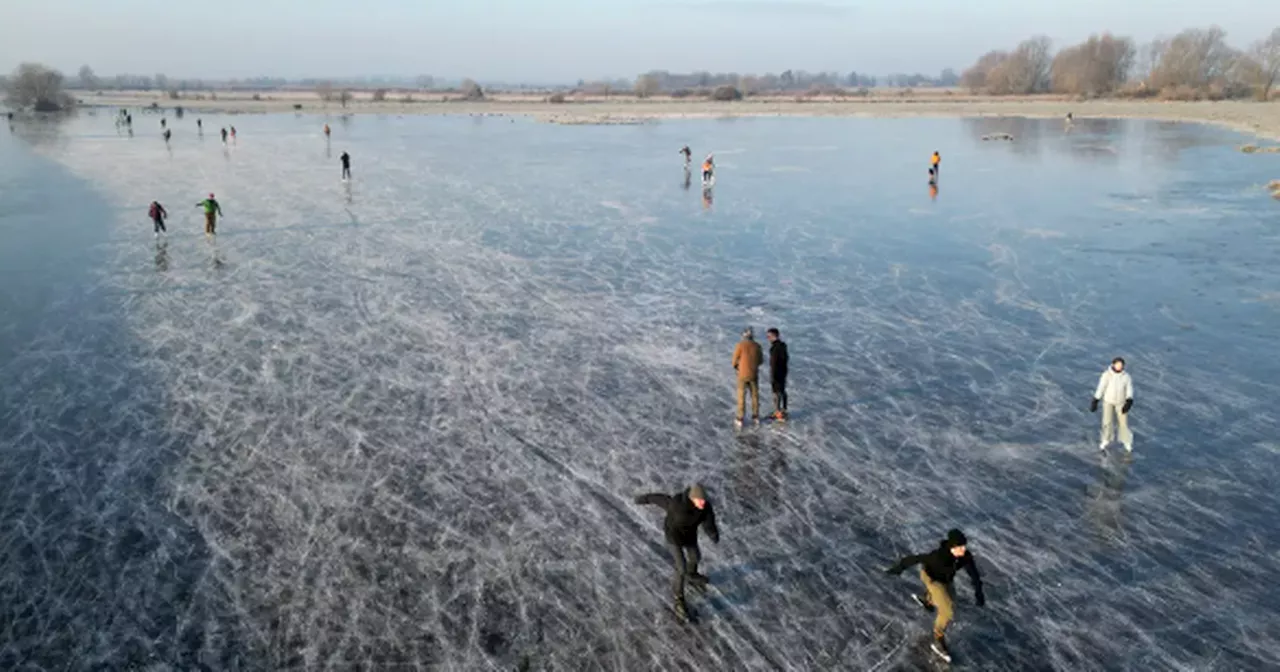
[2,114,1279,670]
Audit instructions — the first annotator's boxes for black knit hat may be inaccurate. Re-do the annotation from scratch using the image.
[688,484,707,501]
[945,529,968,548]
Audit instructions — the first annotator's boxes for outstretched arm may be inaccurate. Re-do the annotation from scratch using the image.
[965,555,985,605]
[885,552,924,575]
[634,493,673,510]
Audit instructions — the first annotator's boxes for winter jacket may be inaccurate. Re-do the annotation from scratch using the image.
[889,540,983,596]
[769,340,789,379]
[1094,369,1133,406]
[197,199,222,216]
[732,338,763,381]
[149,202,167,220]
[635,488,720,547]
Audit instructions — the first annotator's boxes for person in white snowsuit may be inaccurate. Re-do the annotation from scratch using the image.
[1091,357,1134,451]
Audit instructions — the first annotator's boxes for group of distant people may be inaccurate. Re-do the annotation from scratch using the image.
[140,118,356,243]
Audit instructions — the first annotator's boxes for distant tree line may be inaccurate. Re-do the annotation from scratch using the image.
[624,69,958,97]
[963,26,1280,100]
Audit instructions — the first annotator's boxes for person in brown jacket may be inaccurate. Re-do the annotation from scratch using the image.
[731,327,764,427]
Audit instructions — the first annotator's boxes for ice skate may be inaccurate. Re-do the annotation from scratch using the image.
[687,573,710,590]
[930,636,951,663]
[912,593,935,613]
[672,596,693,623]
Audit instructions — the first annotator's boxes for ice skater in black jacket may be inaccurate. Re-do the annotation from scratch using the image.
[635,483,719,622]
[885,529,985,662]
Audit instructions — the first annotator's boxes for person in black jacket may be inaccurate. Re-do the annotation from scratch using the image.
[766,328,789,420]
[634,484,720,621]
[885,529,985,662]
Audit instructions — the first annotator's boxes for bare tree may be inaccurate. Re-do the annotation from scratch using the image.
[372,88,388,102]
[460,79,484,100]
[338,89,353,107]
[985,36,1052,94]
[634,73,660,98]
[77,65,99,90]
[5,63,71,111]
[1050,33,1135,96]
[316,81,334,102]
[415,75,435,90]
[1245,27,1280,99]
[961,50,1008,92]
[1149,27,1238,93]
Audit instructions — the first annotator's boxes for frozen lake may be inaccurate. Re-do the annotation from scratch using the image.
[2,111,1279,670]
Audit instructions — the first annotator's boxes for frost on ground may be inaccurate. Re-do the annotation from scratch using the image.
[2,115,1279,670]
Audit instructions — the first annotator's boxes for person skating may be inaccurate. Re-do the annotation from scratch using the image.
[702,154,714,185]
[634,484,720,623]
[196,193,223,236]
[340,151,351,181]
[230,126,237,142]
[732,327,764,427]
[163,129,171,144]
[1091,357,1134,452]
[160,118,166,129]
[931,151,941,178]
[220,127,228,144]
[885,528,985,663]
[766,328,789,421]
[323,123,331,137]
[148,201,168,237]
[679,145,692,164]
[197,118,203,133]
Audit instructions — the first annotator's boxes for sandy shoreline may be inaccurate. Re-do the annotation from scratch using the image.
[83,92,1280,141]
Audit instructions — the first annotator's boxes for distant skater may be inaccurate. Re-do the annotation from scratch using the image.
[220,127,228,144]
[1091,357,1134,452]
[161,118,167,129]
[732,327,763,427]
[148,201,168,236]
[230,126,237,142]
[163,129,171,144]
[197,118,203,133]
[340,151,351,181]
[886,529,985,663]
[702,154,715,185]
[679,145,692,164]
[634,484,719,623]
[323,123,331,138]
[766,328,789,421]
[931,151,941,178]
[196,193,223,236]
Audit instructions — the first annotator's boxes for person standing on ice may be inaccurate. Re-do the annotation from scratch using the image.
[885,528,985,663]
[732,327,763,427]
[1091,357,1134,452]
[634,484,719,623]
[340,151,351,181]
[220,127,228,144]
[196,193,223,236]
[766,328,789,421]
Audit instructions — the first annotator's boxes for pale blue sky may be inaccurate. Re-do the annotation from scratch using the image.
[4,0,1278,82]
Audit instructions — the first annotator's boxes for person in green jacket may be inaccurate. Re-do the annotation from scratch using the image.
[196,193,223,236]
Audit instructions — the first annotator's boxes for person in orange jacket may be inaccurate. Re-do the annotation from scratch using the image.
[930,151,941,177]
[731,327,764,427]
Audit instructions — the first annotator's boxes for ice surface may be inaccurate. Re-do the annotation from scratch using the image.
[2,112,1279,670]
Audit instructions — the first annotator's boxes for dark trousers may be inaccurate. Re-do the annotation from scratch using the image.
[772,375,788,412]
[204,212,217,235]
[152,216,166,233]
[668,543,701,598]
[342,167,351,180]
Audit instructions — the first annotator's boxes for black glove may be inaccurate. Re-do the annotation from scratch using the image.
[1089,398,1098,413]
[975,589,986,607]
[885,564,904,576]
[1122,399,1133,414]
